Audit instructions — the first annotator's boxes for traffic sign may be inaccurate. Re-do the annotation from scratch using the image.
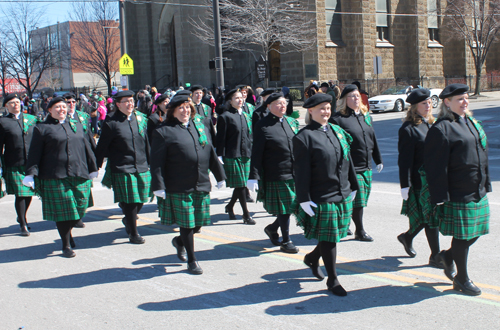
[119,53,134,75]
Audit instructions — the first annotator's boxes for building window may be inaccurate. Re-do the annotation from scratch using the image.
[376,0,390,43]
[326,0,342,43]
[377,27,389,42]
[429,28,439,42]
[428,0,440,44]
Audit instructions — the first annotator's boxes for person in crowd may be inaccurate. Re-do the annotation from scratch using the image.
[27,99,38,117]
[304,82,319,99]
[397,89,441,267]
[137,90,152,116]
[0,93,40,236]
[150,94,226,275]
[424,84,491,296]
[281,86,295,117]
[255,87,264,107]
[23,97,98,257]
[216,89,255,225]
[147,93,169,142]
[248,92,300,253]
[293,93,359,296]
[106,97,116,118]
[330,84,383,241]
[251,88,275,132]
[96,90,151,244]
[191,85,216,143]
[352,81,369,108]
[237,85,256,114]
[320,82,337,112]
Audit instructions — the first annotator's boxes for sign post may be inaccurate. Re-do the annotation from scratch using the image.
[373,56,382,94]
[256,55,268,84]
[119,53,134,89]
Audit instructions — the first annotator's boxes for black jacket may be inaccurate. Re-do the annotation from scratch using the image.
[424,113,491,204]
[147,110,167,142]
[216,107,252,158]
[330,108,382,171]
[0,113,37,168]
[251,105,269,133]
[69,110,96,153]
[398,119,430,189]
[293,120,359,203]
[95,111,150,174]
[249,114,295,182]
[150,118,225,193]
[25,116,97,179]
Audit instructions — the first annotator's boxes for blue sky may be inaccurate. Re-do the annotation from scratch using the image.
[0,0,74,27]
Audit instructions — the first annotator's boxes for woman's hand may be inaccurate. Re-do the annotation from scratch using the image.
[300,201,317,217]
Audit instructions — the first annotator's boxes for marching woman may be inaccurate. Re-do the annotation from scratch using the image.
[23,97,98,257]
[150,94,226,274]
[147,93,169,142]
[424,84,491,296]
[293,93,359,296]
[251,88,275,132]
[397,89,441,266]
[0,93,39,236]
[216,89,255,224]
[330,84,383,241]
[96,90,151,244]
[248,92,300,253]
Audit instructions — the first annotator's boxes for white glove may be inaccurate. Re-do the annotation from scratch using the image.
[22,175,35,189]
[89,171,99,179]
[218,156,224,165]
[300,201,317,217]
[436,202,444,205]
[216,181,225,189]
[376,164,384,173]
[153,190,166,199]
[0,168,2,176]
[247,179,258,192]
[401,187,409,200]
[350,190,357,200]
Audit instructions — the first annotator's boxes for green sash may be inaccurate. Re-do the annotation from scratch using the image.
[193,114,208,147]
[242,111,252,135]
[76,110,90,133]
[468,116,487,150]
[22,114,39,134]
[284,116,299,134]
[328,123,353,160]
[135,111,148,138]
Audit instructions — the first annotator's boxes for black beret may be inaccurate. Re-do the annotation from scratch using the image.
[47,97,66,109]
[225,88,241,102]
[190,85,204,92]
[439,83,469,99]
[62,92,76,100]
[406,88,431,105]
[339,84,358,99]
[154,94,170,105]
[320,82,329,88]
[265,92,285,105]
[2,93,21,107]
[113,90,134,100]
[260,88,276,98]
[175,89,192,97]
[168,94,191,109]
[302,93,333,108]
[236,84,247,90]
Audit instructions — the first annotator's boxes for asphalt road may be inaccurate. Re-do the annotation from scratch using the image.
[1,102,500,329]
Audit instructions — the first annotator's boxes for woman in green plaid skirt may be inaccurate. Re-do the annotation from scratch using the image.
[330,85,383,242]
[24,98,98,258]
[397,89,441,267]
[293,93,359,297]
[216,89,255,224]
[424,84,491,296]
[0,93,39,236]
[150,94,226,275]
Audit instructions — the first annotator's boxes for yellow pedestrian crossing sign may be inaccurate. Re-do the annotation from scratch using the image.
[119,53,134,75]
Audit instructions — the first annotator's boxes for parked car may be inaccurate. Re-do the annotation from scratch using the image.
[369,85,442,113]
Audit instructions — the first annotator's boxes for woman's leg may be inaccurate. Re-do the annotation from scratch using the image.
[15,196,31,235]
[121,202,145,243]
[180,227,203,274]
[352,207,373,241]
[452,237,479,283]
[304,243,324,280]
[320,241,346,296]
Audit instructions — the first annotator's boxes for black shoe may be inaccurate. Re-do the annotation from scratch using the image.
[397,233,416,257]
[129,234,145,244]
[328,284,347,297]
[225,205,236,220]
[354,232,374,242]
[20,225,30,237]
[280,241,299,253]
[122,217,130,235]
[187,261,203,275]
[172,236,187,261]
[70,236,76,248]
[347,228,353,235]
[453,278,481,296]
[247,196,255,203]
[242,214,256,225]
[194,227,201,234]
[74,219,85,228]
[303,253,325,280]
[437,250,456,281]
[428,254,444,269]
[264,225,281,246]
[62,248,76,258]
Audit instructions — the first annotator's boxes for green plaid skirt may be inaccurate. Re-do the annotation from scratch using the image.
[352,170,372,208]
[3,166,36,197]
[158,191,210,228]
[38,177,92,222]
[418,168,442,229]
[0,179,5,198]
[437,195,490,240]
[103,171,152,203]
[223,157,250,188]
[401,187,438,234]
[259,179,296,215]
[293,196,353,243]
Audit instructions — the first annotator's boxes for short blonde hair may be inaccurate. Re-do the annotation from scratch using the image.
[337,92,368,116]
[438,96,472,120]
[404,101,435,125]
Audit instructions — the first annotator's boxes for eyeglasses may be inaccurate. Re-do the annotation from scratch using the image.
[67,101,76,104]
[119,100,134,104]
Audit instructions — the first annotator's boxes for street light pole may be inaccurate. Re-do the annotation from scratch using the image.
[119,0,128,89]
[213,0,224,91]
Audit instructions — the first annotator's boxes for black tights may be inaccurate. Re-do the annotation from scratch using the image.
[352,207,366,235]
[406,224,440,257]
[55,220,79,250]
[308,241,339,288]
[267,214,291,242]
[121,202,143,236]
[176,227,201,263]
[442,237,479,282]
[15,196,32,227]
[227,187,249,216]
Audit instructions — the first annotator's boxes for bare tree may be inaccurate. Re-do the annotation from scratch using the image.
[0,40,9,97]
[444,0,500,95]
[0,1,59,98]
[190,0,316,81]
[69,1,120,96]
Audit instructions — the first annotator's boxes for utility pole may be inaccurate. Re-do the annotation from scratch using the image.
[213,0,224,90]
[119,0,128,89]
